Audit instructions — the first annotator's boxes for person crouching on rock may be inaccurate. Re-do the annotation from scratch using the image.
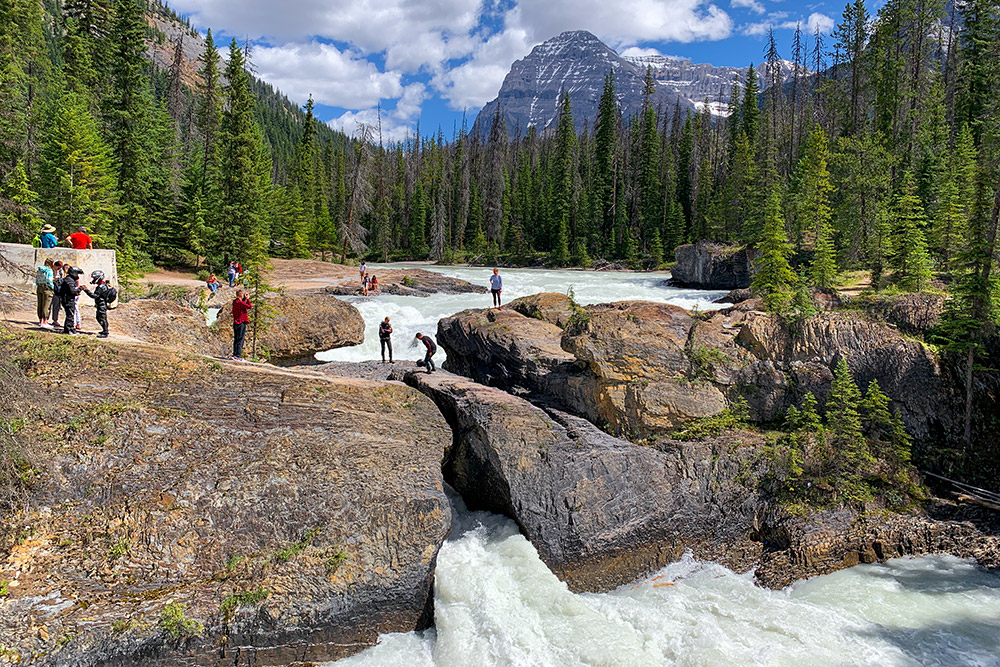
[83,270,116,338]
[231,289,253,361]
[59,266,84,335]
[379,316,393,363]
[415,332,437,373]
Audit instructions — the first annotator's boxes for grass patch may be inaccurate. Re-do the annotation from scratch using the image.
[220,587,269,622]
[400,275,417,288]
[325,551,348,573]
[274,526,321,563]
[107,538,131,561]
[671,399,750,441]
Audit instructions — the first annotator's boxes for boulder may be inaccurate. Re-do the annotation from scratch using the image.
[325,269,487,298]
[0,331,452,665]
[404,371,766,592]
[671,241,755,289]
[507,292,575,328]
[214,290,364,363]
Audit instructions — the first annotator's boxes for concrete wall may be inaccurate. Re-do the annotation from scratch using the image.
[1,243,119,310]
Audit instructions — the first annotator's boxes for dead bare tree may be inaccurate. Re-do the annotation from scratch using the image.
[340,123,373,263]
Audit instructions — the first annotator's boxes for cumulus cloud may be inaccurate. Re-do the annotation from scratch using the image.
[432,25,532,110]
[731,0,766,14]
[741,11,833,37]
[252,42,402,109]
[171,0,484,72]
[327,83,428,143]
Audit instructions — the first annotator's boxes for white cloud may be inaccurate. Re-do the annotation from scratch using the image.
[252,42,402,109]
[741,11,833,37]
[804,12,835,34]
[619,46,665,58]
[432,26,532,110]
[327,83,428,143]
[731,0,766,14]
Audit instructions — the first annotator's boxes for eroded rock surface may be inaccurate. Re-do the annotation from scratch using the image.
[404,370,766,592]
[0,332,451,666]
[437,296,957,442]
[671,241,756,289]
[213,290,364,363]
[325,269,487,298]
[114,300,227,356]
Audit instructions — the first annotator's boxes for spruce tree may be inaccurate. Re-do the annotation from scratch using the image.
[0,161,42,242]
[890,173,934,291]
[213,40,270,268]
[751,188,796,313]
[551,90,576,266]
[38,92,118,237]
[796,126,837,286]
[593,72,618,253]
[826,358,875,491]
[196,29,224,196]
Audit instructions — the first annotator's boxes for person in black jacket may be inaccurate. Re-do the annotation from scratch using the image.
[60,267,84,335]
[379,316,393,363]
[83,270,115,338]
[415,332,436,373]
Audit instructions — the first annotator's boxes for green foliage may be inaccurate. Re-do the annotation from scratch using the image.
[400,274,417,288]
[889,174,934,292]
[274,526,321,563]
[325,551,348,572]
[671,399,750,441]
[160,602,203,639]
[220,587,269,621]
[751,189,797,313]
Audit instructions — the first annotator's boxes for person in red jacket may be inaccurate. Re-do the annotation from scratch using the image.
[231,289,252,360]
[66,227,93,249]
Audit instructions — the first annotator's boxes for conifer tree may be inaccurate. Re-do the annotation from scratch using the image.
[105,0,156,271]
[38,92,117,237]
[551,90,576,266]
[195,29,224,196]
[0,161,42,242]
[751,188,797,312]
[796,125,837,286]
[213,40,270,268]
[890,173,934,291]
[593,72,618,252]
[825,358,875,485]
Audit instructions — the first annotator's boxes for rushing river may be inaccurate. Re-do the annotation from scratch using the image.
[320,265,1000,666]
[332,499,1000,667]
[316,264,729,363]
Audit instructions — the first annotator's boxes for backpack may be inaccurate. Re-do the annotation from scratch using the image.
[53,279,63,297]
[105,285,118,304]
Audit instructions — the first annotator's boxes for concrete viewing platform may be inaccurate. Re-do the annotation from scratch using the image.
[0,242,119,290]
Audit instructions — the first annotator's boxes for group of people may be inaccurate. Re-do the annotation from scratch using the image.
[375,316,437,372]
[34,225,94,250]
[359,261,379,296]
[34,258,116,337]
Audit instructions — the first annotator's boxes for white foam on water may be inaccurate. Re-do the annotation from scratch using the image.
[316,264,729,363]
[332,501,1000,667]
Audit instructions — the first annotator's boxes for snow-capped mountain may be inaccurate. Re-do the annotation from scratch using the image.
[473,30,804,137]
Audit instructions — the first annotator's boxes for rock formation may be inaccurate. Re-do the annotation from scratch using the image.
[404,371,767,591]
[213,290,364,363]
[0,332,451,665]
[437,297,959,443]
[671,241,756,289]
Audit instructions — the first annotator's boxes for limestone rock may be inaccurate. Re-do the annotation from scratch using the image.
[508,292,574,328]
[404,371,765,592]
[857,292,947,334]
[0,332,452,666]
[214,290,364,363]
[671,241,756,289]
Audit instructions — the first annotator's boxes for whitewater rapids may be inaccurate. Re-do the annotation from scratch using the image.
[332,498,1000,667]
[320,265,1000,666]
[316,264,728,363]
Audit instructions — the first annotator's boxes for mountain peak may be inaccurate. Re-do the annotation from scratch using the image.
[474,31,804,138]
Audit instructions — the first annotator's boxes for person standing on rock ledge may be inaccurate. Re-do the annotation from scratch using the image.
[415,333,436,373]
[379,316,393,363]
[231,289,253,361]
[490,267,503,309]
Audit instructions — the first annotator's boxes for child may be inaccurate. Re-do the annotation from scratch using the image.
[83,270,117,338]
[231,289,253,360]
[206,273,222,295]
[370,274,379,294]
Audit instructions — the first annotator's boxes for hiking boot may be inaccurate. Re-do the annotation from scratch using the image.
[97,333,109,339]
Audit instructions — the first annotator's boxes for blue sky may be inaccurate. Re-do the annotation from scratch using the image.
[167,0,843,141]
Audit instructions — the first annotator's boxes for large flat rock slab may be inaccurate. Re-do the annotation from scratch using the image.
[0,331,451,665]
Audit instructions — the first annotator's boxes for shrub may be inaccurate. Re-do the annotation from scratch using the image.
[160,603,204,639]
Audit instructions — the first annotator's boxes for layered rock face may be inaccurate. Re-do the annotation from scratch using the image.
[671,241,756,289]
[404,371,767,592]
[0,333,451,665]
[437,297,958,443]
[213,290,364,363]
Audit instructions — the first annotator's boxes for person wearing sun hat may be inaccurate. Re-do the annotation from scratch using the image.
[39,224,58,248]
